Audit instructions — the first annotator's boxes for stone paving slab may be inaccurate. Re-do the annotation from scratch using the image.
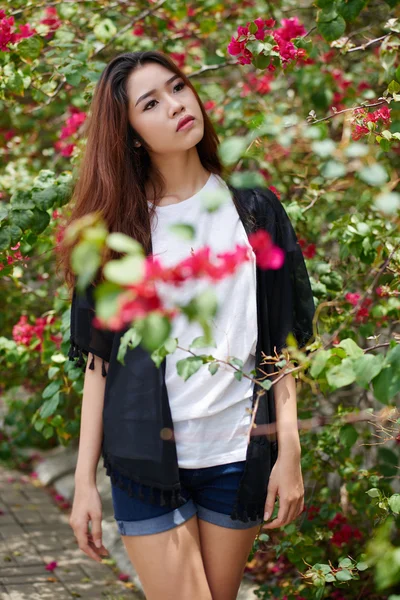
[0,465,142,599]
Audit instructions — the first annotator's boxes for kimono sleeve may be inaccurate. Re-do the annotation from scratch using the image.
[255,187,316,357]
[68,283,115,376]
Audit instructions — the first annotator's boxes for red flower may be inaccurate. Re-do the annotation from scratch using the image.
[345,292,361,306]
[45,561,58,571]
[248,229,285,269]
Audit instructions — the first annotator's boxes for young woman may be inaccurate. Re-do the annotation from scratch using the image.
[61,50,315,600]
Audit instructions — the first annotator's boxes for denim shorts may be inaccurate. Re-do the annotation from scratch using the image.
[111,460,263,536]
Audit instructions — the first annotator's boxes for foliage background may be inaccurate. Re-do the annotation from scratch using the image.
[0,0,399,598]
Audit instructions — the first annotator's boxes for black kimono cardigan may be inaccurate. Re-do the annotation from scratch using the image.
[68,185,316,522]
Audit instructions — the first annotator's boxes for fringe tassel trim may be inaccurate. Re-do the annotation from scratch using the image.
[102,452,187,509]
[68,339,107,377]
[230,497,265,523]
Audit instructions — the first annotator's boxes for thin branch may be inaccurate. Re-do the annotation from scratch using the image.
[346,33,392,53]
[307,98,390,125]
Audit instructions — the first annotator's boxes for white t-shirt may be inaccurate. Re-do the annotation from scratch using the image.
[148,173,258,468]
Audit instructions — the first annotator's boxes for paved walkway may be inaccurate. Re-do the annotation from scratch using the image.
[0,465,141,599]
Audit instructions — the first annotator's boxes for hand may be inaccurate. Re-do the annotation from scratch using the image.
[262,453,304,529]
[69,483,110,562]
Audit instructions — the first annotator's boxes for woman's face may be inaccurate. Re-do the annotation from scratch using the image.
[126,62,204,155]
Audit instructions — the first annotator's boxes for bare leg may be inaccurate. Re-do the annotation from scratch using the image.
[121,514,213,600]
[198,519,261,600]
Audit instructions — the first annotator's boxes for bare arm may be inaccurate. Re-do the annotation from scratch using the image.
[69,353,109,562]
[273,366,301,458]
[74,353,108,485]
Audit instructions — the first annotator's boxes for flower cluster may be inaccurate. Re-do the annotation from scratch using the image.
[94,229,283,330]
[227,16,308,69]
[345,292,374,324]
[305,503,320,520]
[0,242,30,272]
[298,237,316,259]
[0,7,61,52]
[351,105,392,141]
[327,512,363,547]
[12,314,59,352]
[0,9,36,51]
[54,106,87,157]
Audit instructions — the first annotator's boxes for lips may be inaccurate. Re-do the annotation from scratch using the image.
[177,115,194,131]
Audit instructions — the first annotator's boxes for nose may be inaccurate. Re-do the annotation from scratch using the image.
[168,98,185,116]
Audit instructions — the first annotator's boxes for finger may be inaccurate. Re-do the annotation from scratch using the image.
[89,515,103,550]
[87,534,109,556]
[263,485,278,520]
[263,503,290,529]
[75,524,102,562]
[88,533,109,557]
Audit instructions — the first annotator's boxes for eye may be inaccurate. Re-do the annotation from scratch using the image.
[143,81,186,111]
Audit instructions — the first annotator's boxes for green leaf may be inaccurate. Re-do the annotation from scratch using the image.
[218,136,248,166]
[335,569,353,582]
[0,227,12,250]
[94,282,122,321]
[139,313,171,352]
[320,160,347,179]
[338,338,364,358]
[190,336,216,349]
[366,488,381,498]
[201,187,231,212]
[177,356,203,381]
[326,358,356,388]
[312,139,336,158]
[43,425,54,439]
[182,289,218,322]
[103,255,145,285]
[9,210,34,231]
[106,232,144,255]
[253,52,270,70]
[31,187,59,210]
[388,79,400,94]
[337,0,367,21]
[356,561,369,571]
[42,380,61,400]
[0,204,8,223]
[358,164,389,187]
[117,327,142,365]
[40,392,61,419]
[150,337,177,368]
[374,192,400,215]
[317,15,346,41]
[6,70,24,95]
[71,241,101,286]
[209,362,219,375]
[230,357,244,368]
[388,494,400,514]
[93,18,117,42]
[29,209,50,234]
[249,22,258,34]
[17,35,44,61]
[353,353,385,388]
[372,344,400,404]
[339,558,353,568]
[260,379,272,390]
[168,223,195,240]
[234,371,243,381]
[339,423,359,449]
[310,349,331,377]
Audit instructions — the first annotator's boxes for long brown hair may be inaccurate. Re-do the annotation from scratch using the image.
[57,50,230,297]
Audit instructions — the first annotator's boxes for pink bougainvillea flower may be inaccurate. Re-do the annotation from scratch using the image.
[248,229,285,269]
[45,561,58,571]
[345,292,361,306]
[118,573,130,581]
